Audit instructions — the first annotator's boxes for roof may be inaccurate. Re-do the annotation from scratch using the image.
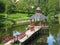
[30,13,46,20]
[36,7,41,10]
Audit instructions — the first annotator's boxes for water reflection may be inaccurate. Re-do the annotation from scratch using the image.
[33,42,48,45]
[56,28,60,45]
[56,34,60,45]
[47,34,56,45]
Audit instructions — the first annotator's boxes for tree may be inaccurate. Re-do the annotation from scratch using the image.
[0,1,5,13]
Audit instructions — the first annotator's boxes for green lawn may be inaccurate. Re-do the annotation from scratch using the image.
[0,13,29,21]
[0,13,30,21]
[0,13,29,25]
[8,13,29,21]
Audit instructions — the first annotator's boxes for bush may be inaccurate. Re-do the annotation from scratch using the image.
[0,1,5,13]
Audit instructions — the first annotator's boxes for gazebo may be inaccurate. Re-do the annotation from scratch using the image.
[29,7,47,31]
[30,7,46,21]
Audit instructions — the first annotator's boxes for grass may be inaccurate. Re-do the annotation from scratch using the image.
[0,13,29,21]
[10,22,29,32]
[8,13,29,21]
[0,13,29,25]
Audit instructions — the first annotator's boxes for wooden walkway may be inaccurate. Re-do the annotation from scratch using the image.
[3,26,48,45]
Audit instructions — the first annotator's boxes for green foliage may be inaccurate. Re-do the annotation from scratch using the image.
[0,0,59,14]
[7,5,16,14]
[0,14,5,27]
[49,24,59,36]
[8,13,29,21]
[0,0,60,43]
[0,1,5,13]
